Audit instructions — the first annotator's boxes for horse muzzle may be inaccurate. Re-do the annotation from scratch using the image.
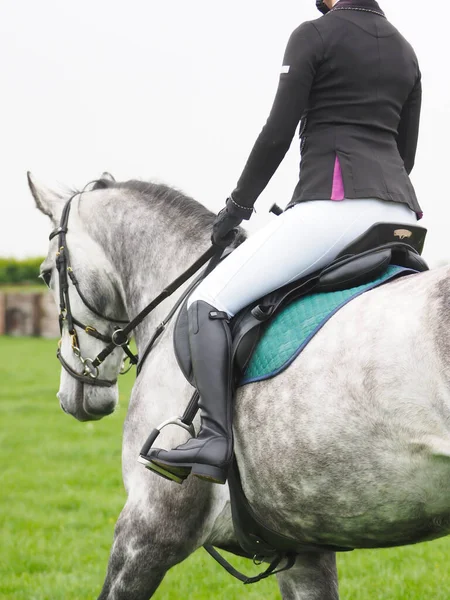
[57,382,117,422]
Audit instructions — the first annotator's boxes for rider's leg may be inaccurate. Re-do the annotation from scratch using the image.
[192,198,418,317]
[142,198,417,483]
[145,300,233,484]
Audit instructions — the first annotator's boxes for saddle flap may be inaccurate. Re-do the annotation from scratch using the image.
[231,312,264,377]
[173,300,194,385]
[316,248,392,293]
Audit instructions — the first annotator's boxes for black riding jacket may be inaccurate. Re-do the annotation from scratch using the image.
[230,0,422,218]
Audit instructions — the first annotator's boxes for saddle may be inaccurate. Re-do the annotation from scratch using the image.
[174,222,428,387]
[172,222,429,567]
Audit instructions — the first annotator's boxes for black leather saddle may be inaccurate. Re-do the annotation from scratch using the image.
[174,222,428,385]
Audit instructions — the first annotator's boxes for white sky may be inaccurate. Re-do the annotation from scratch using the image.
[1,1,448,264]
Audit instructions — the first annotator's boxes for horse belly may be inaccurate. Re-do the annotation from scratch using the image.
[238,421,450,549]
[236,370,450,545]
[235,272,450,549]
[236,427,450,549]
[288,488,450,550]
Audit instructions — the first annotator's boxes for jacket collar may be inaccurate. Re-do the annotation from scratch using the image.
[332,0,385,15]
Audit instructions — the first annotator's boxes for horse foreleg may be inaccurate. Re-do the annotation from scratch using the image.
[277,552,339,600]
[97,507,167,600]
[97,488,209,600]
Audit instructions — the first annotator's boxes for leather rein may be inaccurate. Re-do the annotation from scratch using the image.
[50,190,219,388]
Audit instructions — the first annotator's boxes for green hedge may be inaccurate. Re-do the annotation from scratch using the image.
[0,257,46,285]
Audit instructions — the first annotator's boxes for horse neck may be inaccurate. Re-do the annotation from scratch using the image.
[81,188,213,352]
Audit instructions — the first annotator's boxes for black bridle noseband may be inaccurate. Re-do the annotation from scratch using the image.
[50,189,220,388]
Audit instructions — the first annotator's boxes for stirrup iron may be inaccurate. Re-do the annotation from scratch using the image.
[138,416,196,483]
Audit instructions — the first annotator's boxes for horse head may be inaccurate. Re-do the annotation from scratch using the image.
[28,172,129,421]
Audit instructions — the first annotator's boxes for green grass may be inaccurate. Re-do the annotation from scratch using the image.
[1,336,449,599]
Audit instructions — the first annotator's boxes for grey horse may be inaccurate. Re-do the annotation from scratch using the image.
[29,172,450,600]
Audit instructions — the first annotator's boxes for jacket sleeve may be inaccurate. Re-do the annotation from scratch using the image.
[229,22,323,217]
[396,72,422,175]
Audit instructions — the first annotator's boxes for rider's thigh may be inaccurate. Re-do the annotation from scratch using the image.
[189,198,417,316]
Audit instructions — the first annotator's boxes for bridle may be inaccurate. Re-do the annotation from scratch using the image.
[50,191,137,388]
[50,188,220,388]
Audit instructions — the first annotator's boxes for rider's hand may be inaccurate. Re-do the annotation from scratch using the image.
[211,196,253,248]
[211,207,242,248]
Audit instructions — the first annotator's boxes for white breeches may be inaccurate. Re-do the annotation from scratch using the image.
[188,198,418,317]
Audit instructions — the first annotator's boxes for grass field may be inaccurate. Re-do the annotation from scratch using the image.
[1,336,449,599]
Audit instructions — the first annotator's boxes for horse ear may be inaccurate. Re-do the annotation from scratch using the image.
[27,172,64,221]
[91,172,116,191]
[100,172,115,182]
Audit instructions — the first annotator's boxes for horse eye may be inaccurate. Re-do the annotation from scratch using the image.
[40,270,52,288]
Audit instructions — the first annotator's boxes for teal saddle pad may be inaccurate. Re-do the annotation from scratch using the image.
[241,265,413,386]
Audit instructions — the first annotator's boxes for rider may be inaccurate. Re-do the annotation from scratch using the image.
[142,0,422,484]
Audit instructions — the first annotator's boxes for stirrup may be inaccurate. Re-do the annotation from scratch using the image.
[138,416,196,484]
[138,458,188,484]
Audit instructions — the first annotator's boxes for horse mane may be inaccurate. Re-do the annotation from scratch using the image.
[92,177,216,230]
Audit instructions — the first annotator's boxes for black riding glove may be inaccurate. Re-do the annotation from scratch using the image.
[212,196,253,247]
[212,208,242,248]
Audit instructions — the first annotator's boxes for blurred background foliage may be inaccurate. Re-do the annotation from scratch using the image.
[0,257,45,286]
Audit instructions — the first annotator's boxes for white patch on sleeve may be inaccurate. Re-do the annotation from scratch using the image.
[280,65,290,74]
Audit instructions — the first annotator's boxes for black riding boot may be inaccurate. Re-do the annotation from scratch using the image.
[141,300,234,485]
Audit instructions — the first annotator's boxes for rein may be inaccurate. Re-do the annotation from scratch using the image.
[51,189,220,387]
[136,270,203,377]
[91,245,219,372]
